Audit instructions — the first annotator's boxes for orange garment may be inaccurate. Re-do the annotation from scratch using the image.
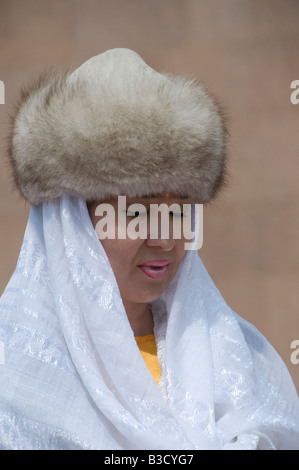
[135,334,161,386]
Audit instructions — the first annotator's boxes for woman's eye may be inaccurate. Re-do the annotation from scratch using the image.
[170,211,185,219]
[125,209,185,218]
[126,210,147,218]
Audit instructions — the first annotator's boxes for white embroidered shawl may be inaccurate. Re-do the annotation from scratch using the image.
[0,197,298,450]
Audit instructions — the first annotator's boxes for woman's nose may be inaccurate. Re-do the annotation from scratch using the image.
[145,236,176,251]
[145,210,177,251]
[145,229,176,251]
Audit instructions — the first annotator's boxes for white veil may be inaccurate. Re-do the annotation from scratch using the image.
[0,196,298,450]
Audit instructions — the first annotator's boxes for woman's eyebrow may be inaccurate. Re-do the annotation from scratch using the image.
[128,195,190,201]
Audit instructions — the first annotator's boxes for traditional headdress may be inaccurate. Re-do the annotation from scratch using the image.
[8,48,226,205]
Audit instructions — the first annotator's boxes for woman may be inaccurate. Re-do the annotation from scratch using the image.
[0,48,298,450]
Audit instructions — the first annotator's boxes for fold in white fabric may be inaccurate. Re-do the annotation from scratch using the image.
[0,196,298,450]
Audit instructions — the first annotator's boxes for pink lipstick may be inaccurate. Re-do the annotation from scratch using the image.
[138,260,170,279]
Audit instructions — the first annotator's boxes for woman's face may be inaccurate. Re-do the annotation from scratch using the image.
[88,194,191,305]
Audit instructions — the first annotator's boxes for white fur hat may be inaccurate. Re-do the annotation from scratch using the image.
[8,48,227,205]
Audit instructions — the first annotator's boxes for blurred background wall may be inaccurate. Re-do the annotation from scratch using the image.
[0,0,298,391]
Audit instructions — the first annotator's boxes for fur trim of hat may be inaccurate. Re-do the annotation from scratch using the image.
[8,48,227,205]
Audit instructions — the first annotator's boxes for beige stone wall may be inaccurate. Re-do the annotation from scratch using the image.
[0,0,298,391]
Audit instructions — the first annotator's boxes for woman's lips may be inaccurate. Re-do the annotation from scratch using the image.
[138,260,170,279]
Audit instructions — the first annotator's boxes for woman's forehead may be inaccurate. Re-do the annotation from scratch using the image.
[91,194,192,206]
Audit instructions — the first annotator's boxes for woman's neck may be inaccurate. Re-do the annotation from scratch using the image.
[123,300,154,336]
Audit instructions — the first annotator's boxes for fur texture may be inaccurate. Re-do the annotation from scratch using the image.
[8,48,227,205]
